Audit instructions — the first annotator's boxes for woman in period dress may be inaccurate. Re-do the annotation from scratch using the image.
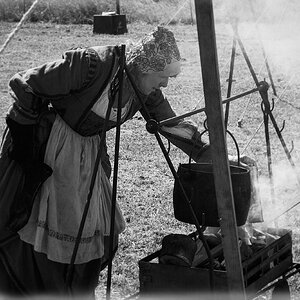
[0,26,210,298]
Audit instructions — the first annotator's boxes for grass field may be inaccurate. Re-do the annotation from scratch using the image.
[1,0,300,24]
[0,1,300,299]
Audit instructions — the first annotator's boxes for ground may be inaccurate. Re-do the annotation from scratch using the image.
[0,20,300,299]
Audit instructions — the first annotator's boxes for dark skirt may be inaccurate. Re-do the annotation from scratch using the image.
[0,130,117,298]
[0,131,25,238]
[0,234,102,298]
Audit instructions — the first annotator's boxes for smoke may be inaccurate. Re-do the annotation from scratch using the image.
[213,0,300,80]
[216,2,300,214]
[255,160,300,228]
[217,1,300,229]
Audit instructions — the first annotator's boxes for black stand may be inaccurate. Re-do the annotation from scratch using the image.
[124,66,215,291]
[158,14,300,221]
[230,23,300,210]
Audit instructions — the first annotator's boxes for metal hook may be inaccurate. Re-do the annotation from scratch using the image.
[260,101,266,114]
[270,98,275,111]
[203,118,208,130]
[167,140,171,155]
[198,119,209,141]
[279,120,286,133]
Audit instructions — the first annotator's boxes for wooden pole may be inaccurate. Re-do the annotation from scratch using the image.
[194,0,246,298]
[116,0,120,14]
[190,0,194,25]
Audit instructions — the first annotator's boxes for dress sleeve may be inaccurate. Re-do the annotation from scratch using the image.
[8,48,93,124]
[145,89,209,161]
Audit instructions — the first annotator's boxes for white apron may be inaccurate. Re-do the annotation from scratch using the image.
[19,115,126,264]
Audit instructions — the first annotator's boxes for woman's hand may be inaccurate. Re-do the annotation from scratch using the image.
[240,155,257,167]
[196,148,256,169]
[228,154,257,169]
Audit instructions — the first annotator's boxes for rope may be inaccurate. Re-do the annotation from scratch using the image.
[164,0,190,26]
[0,0,40,56]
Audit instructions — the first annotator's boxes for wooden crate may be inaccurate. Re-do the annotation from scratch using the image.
[139,228,292,299]
[93,14,127,35]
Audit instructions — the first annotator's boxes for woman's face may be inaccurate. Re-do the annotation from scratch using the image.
[138,72,171,95]
[137,61,181,95]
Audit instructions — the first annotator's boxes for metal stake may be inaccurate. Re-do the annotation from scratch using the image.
[106,45,126,299]
[65,46,121,294]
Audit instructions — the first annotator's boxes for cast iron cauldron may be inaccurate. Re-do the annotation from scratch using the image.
[173,163,251,227]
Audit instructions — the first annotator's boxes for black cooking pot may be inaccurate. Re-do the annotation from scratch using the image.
[173,162,251,227]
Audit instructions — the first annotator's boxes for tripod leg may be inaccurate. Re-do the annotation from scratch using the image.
[225,36,237,128]
[233,27,260,87]
[262,111,278,227]
[248,0,277,96]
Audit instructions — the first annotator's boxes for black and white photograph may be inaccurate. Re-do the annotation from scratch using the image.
[0,0,299,299]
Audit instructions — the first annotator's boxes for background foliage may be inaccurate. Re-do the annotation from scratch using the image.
[0,0,196,24]
[0,0,299,25]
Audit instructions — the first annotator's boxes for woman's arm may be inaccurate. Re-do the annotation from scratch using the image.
[5,48,96,166]
[145,89,210,161]
[8,48,93,124]
[144,91,257,166]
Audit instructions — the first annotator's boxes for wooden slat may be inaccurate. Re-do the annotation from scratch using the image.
[194,0,246,297]
[244,245,292,280]
[246,256,293,296]
[243,234,291,268]
[139,260,229,294]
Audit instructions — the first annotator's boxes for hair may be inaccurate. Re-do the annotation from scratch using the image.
[125,26,180,74]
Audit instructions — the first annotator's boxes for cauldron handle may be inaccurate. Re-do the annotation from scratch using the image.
[189,121,241,166]
[226,130,241,166]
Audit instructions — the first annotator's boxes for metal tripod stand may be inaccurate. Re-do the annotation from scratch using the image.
[229,19,300,220]
[159,14,300,223]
